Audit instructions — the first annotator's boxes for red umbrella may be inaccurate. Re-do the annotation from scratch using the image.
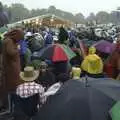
[37,44,76,62]
[52,45,68,61]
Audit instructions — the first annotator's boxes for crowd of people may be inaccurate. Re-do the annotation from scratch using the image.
[0,24,120,120]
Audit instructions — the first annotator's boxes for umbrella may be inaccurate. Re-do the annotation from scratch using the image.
[110,101,120,120]
[85,77,120,101]
[0,26,8,33]
[93,40,115,54]
[33,80,115,120]
[32,44,76,62]
[0,11,9,27]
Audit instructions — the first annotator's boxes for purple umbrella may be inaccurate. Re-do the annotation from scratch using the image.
[0,11,9,27]
[93,40,115,54]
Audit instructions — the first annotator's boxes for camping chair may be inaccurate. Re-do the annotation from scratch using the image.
[11,93,40,120]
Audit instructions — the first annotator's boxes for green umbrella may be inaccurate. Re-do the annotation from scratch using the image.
[110,101,120,120]
[61,44,76,60]
[0,26,8,33]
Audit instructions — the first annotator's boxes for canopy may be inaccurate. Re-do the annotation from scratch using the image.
[33,80,115,120]
[93,40,115,54]
[32,44,76,62]
[0,11,9,27]
[110,101,120,120]
[0,26,8,33]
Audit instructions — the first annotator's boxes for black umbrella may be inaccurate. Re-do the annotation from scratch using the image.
[84,77,120,101]
[33,80,115,120]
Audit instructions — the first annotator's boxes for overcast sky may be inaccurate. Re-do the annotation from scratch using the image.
[1,0,120,16]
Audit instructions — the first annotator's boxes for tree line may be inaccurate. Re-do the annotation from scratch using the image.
[1,2,120,24]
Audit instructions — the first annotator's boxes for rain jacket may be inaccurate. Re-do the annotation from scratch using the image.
[81,54,103,74]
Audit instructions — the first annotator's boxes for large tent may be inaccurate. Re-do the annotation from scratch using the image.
[10,14,72,28]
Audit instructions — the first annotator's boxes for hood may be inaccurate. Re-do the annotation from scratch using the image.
[5,28,24,43]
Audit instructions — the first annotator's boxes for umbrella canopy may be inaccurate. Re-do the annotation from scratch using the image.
[110,101,120,120]
[0,11,9,27]
[85,77,120,101]
[93,40,115,54]
[0,26,8,33]
[33,80,115,120]
[33,44,76,62]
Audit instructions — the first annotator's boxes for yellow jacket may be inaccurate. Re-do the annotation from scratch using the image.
[81,54,103,74]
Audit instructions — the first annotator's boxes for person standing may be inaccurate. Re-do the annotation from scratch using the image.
[58,27,68,44]
[0,28,24,111]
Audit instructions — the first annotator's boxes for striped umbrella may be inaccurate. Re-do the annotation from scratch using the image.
[35,44,76,62]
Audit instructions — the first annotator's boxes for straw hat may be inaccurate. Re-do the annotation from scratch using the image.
[20,66,39,82]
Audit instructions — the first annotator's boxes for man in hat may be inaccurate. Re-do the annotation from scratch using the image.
[16,66,45,104]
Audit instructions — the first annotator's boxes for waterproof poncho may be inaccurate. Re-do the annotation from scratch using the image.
[81,47,103,74]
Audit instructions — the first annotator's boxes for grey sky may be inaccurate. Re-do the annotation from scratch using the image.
[1,0,120,16]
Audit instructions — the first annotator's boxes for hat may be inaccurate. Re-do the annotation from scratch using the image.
[25,32,32,37]
[5,28,24,42]
[20,66,39,82]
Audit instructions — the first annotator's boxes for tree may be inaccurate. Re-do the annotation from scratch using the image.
[48,6,56,14]
[30,8,47,18]
[74,13,85,24]
[0,2,3,12]
[110,8,120,24]
[96,11,110,24]
[87,13,96,22]
[9,3,30,22]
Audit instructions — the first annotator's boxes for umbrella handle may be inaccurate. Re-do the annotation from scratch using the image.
[85,75,89,87]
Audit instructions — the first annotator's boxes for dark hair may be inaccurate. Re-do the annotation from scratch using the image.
[57,73,70,83]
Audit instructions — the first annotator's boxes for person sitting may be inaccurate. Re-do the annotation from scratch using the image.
[16,66,45,104]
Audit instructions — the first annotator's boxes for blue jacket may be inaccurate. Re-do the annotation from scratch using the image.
[44,33,53,45]
[19,40,28,55]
